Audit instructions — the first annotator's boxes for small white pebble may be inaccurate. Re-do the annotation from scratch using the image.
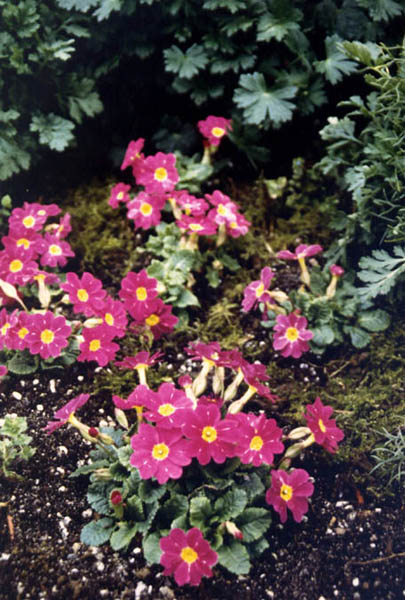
[36,404,44,412]
[33,379,39,385]
[49,379,57,393]
[77,375,84,382]
[0,553,10,561]
[352,578,360,587]
[135,582,147,600]
[57,446,68,456]
[58,486,67,493]
[82,509,92,519]
[96,561,105,572]
[11,391,22,401]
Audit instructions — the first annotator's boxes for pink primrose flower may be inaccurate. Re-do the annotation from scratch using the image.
[242,267,275,312]
[176,214,218,236]
[0,308,19,349]
[61,272,106,317]
[265,469,314,523]
[3,310,31,351]
[142,299,178,340]
[174,192,209,216]
[78,325,120,367]
[44,393,90,434]
[160,527,218,586]
[197,116,232,147]
[225,212,251,238]
[8,203,51,232]
[277,244,323,261]
[240,361,278,402]
[113,384,155,411]
[53,213,72,239]
[205,190,238,225]
[95,297,128,338]
[214,348,245,370]
[130,423,191,484]
[2,228,42,259]
[185,341,222,366]
[137,152,179,194]
[118,269,158,320]
[126,191,166,230]
[108,183,131,209]
[273,313,313,359]
[120,138,145,178]
[38,233,74,268]
[304,397,344,453]
[0,248,38,285]
[329,264,344,277]
[115,350,163,370]
[25,311,71,359]
[143,382,194,428]
[231,412,284,467]
[181,404,238,465]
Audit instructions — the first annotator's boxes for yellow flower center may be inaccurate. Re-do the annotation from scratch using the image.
[49,244,62,255]
[180,546,198,564]
[152,442,169,461]
[255,283,265,297]
[280,483,293,502]
[117,192,124,200]
[22,215,35,228]
[158,403,176,416]
[146,313,160,326]
[89,339,101,352]
[202,425,217,443]
[286,327,299,342]
[35,273,45,282]
[136,287,147,301]
[9,259,23,273]
[189,223,203,232]
[154,167,168,181]
[18,327,29,339]
[229,221,237,229]
[318,418,326,433]
[1,323,10,336]
[217,203,228,216]
[77,289,89,302]
[211,126,225,138]
[250,435,264,451]
[40,329,54,344]
[140,202,153,216]
[105,312,114,326]
[17,238,30,249]
[38,210,46,216]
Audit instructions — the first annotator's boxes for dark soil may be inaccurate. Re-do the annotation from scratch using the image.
[1,360,404,600]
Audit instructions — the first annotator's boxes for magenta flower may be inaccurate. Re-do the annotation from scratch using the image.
[143,382,194,428]
[0,248,38,285]
[142,299,178,339]
[197,116,232,147]
[78,325,120,367]
[126,191,166,230]
[273,313,313,359]
[137,152,179,194]
[0,365,8,377]
[53,213,72,239]
[25,311,71,359]
[120,138,145,178]
[231,412,284,467]
[206,190,238,225]
[118,269,158,320]
[176,214,218,236]
[44,393,90,434]
[175,192,209,216]
[329,264,344,277]
[226,213,251,238]
[113,384,155,411]
[181,404,238,465]
[240,361,278,402]
[38,233,75,268]
[304,397,344,453]
[160,527,218,586]
[5,310,31,351]
[8,203,49,232]
[95,297,128,338]
[0,308,19,349]
[130,423,191,484]
[115,350,163,370]
[265,469,314,523]
[277,244,323,261]
[61,272,106,317]
[242,267,275,312]
[2,228,42,258]
[108,183,131,209]
[185,341,222,366]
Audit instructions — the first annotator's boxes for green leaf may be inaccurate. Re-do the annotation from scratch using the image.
[311,325,335,347]
[356,0,405,22]
[70,460,109,478]
[357,246,405,300]
[256,7,302,42]
[164,44,208,79]
[215,488,247,521]
[238,471,265,502]
[110,522,138,551]
[347,326,370,349]
[236,508,272,543]
[341,41,382,66]
[30,113,75,151]
[7,350,38,375]
[80,518,114,546]
[87,482,112,515]
[315,35,357,85]
[138,480,167,504]
[67,77,103,124]
[142,532,162,565]
[189,496,214,529]
[126,495,145,521]
[233,73,297,127]
[173,288,200,308]
[357,309,390,332]
[160,494,189,526]
[217,539,250,574]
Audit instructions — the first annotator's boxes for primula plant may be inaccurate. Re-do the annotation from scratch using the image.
[242,244,391,355]
[48,341,344,586]
[110,117,250,322]
[0,411,36,481]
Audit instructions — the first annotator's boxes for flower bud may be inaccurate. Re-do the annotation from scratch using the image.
[110,490,123,505]
[88,427,99,438]
[288,426,311,440]
[224,521,243,540]
[93,468,112,481]
[114,408,129,430]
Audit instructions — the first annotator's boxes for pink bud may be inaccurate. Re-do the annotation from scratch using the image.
[329,264,344,277]
[88,427,99,438]
[110,490,123,505]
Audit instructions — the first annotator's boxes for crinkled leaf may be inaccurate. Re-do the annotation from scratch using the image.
[7,350,38,375]
[311,325,335,346]
[110,522,138,551]
[30,113,75,151]
[347,326,370,349]
[70,459,109,478]
[189,496,214,529]
[217,539,250,574]
[357,309,390,332]
[80,517,114,546]
[236,507,272,543]
[142,532,162,565]
[126,495,145,521]
[138,480,167,504]
[341,41,382,66]
[215,488,247,521]
[256,8,302,42]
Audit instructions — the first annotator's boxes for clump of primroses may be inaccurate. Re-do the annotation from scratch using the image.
[47,340,344,587]
[242,245,346,358]
[0,203,178,371]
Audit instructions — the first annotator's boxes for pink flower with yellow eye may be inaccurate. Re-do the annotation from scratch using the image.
[226,212,251,238]
[113,384,155,411]
[197,116,232,147]
[130,423,192,484]
[38,233,75,268]
[205,190,238,225]
[4,310,31,351]
[77,324,119,367]
[175,192,209,216]
[118,269,158,320]
[142,299,178,340]
[61,272,106,317]
[242,267,275,312]
[185,341,222,366]
[25,311,71,359]
[277,244,323,261]
[0,308,19,349]
[143,382,194,429]
[231,412,284,466]
[95,296,128,338]
[176,214,218,236]
[115,350,163,371]
[44,393,90,434]
[2,228,42,259]
[273,313,313,359]
[304,397,344,453]
[126,191,166,230]
[160,527,218,586]
[137,152,179,194]
[181,404,238,465]
[0,248,38,285]
[265,469,314,523]
[108,183,131,209]
[120,138,145,179]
